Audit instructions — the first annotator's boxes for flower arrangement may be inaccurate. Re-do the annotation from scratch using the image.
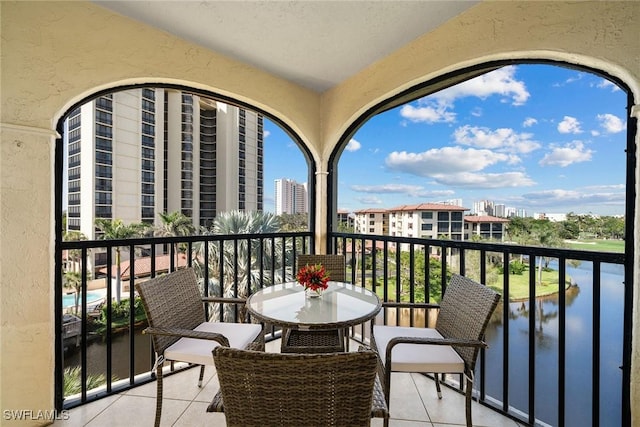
[296,263,330,296]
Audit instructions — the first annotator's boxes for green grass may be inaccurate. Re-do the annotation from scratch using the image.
[565,239,624,253]
[491,268,571,301]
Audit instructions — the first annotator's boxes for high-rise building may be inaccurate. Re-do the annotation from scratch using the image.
[274,178,307,215]
[64,88,263,248]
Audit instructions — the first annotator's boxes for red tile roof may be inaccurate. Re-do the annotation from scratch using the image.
[97,253,189,279]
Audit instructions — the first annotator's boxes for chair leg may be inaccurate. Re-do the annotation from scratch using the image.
[154,364,163,427]
[465,376,473,427]
[434,373,442,399]
[198,365,205,387]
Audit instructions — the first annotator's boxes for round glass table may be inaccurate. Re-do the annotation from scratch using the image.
[246,281,382,352]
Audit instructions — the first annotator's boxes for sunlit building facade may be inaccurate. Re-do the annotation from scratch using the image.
[64,88,263,243]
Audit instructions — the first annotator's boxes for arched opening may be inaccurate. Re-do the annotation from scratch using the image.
[53,83,315,409]
[328,60,635,426]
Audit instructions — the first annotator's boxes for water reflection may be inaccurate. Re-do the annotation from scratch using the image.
[483,262,624,427]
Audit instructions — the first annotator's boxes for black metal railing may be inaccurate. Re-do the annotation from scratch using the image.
[56,231,312,410]
[331,232,629,427]
[56,230,631,426]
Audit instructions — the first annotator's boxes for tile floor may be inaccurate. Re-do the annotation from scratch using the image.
[53,340,524,427]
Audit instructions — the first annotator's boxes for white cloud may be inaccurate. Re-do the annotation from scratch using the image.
[523,117,538,127]
[597,79,621,92]
[355,196,383,205]
[433,171,535,188]
[453,125,540,154]
[400,66,529,126]
[539,141,593,167]
[351,184,424,195]
[263,130,271,138]
[399,104,455,124]
[557,116,582,134]
[513,188,625,207]
[350,184,454,198]
[433,66,530,106]
[385,146,509,177]
[345,138,362,152]
[597,113,625,133]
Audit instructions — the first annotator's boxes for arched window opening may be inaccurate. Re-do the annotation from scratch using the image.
[54,84,313,409]
[330,62,634,426]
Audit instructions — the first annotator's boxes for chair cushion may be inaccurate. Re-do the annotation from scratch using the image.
[164,322,262,366]
[373,325,464,374]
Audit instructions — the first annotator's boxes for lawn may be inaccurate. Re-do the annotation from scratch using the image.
[565,239,624,253]
[491,268,571,301]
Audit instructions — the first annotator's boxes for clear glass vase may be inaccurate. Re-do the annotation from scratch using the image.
[305,287,324,298]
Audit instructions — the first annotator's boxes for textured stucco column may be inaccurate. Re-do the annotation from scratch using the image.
[314,170,329,254]
[0,124,56,426]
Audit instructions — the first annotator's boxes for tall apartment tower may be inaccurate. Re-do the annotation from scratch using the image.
[274,179,307,215]
[65,89,263,247]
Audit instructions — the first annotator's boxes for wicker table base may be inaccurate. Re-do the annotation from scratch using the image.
[281,328,345,353]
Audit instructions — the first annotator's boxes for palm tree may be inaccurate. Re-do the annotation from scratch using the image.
[155,211,195,267]
[194,210,289,321]
[95,219,148,303]
[63,271,82,315]
[63,229,87,261]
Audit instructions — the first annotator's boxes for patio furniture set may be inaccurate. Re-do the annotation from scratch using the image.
[135,255,500,427]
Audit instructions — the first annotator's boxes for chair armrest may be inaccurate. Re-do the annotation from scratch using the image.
[201,296,247,305]
[387,336,487,349]
[201,297,255,323]
[380,302,440,310]
[142,326,230,347]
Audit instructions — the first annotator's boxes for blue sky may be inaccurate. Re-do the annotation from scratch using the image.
[263,64,628,216]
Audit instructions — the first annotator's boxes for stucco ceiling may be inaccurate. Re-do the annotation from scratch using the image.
[94,1,479,92]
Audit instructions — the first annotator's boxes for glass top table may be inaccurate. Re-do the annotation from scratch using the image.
[246,281,382,331]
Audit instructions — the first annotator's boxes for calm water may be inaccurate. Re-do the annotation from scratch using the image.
[65,329,152,383]
[483,261,624,426]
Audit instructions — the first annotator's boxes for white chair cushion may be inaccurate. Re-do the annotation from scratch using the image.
[165,322,262,366]
[373,325,464,374]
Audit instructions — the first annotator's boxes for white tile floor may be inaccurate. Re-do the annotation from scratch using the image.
[53,340,524,427]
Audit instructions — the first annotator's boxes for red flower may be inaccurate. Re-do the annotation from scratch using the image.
[296,263,330,292]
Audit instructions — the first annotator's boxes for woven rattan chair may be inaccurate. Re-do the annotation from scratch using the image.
[207,346,389,427]
[135,267,264,427]
[281,254,347,353]
[371,274,500,427]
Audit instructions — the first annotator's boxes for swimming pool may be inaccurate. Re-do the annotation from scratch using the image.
[63,291,103,308]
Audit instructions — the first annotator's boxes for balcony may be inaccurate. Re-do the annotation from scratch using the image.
[53,339,525,427]
[57,232,629,426]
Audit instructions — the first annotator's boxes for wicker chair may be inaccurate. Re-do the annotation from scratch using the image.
[135,267,264,427]
[281,254,347,353]
[208,346,389,427]
[371,274,500,427]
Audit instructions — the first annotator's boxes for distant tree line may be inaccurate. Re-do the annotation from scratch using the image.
[506,213,625,245]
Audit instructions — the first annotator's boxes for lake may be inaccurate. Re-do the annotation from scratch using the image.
[483,261,624,426]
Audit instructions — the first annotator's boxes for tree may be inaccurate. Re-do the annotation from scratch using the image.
[95,219,148,303]
[278,213,308,231]
[63,271,82,315]
[194,210,289,321]
[63,230,87,273]
[156,211,195,266]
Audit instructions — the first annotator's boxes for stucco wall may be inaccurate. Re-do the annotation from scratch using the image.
[1,0,639,425]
